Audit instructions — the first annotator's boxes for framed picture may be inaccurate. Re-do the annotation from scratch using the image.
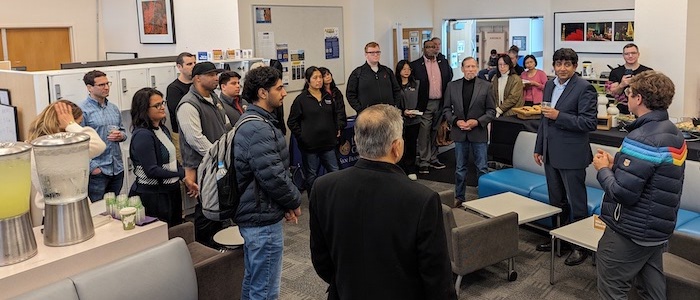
[0,104,19,142]
[0,89,10,105]
[136,0,176,44]
[554,9,634,54]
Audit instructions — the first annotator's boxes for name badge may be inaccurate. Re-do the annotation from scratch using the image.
[324,99,332,105]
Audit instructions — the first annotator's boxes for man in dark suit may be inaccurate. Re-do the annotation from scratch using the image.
[443,57,496,207]
[534,48,597,266]
[309,104,456,300]
[411,39,453,174]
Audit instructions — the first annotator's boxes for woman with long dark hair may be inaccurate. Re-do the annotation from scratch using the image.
[129,87,196,227]
[395,59,421,180]
[319,67,347,118]
[491,55,524,117]
[287,66,346,190]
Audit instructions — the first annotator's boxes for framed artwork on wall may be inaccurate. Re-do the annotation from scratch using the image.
[136,0,176,44]
[0,89,10,105]
[554,9,634,54]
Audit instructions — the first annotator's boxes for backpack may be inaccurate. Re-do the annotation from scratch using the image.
[197,115,263,221]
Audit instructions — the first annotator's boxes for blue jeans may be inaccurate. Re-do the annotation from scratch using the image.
[88,171,124,202]
[454,141,488,201]
[301,150,339,190]
[239,220,284,300]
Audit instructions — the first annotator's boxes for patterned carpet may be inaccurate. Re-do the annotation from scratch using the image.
[278,180,599,300]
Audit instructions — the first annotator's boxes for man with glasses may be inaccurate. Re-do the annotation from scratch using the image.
[605,43,653,114]
[176,61,231,247]
[533,48,597,266]
[79,70,127,202]
[346,42,402,113]
[411,39,453,174]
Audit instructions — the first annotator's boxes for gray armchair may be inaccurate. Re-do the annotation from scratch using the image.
[168,222,245,300]
[441,204,519,296]
[664,231,700,300]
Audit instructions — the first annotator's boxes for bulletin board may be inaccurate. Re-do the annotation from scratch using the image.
[0,105,19,142]
[252,5,345,92]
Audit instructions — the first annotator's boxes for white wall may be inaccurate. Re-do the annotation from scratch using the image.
[1,0,99,62]
[509,18,530,57]
[100,0,240,60]
[435,0,635,74]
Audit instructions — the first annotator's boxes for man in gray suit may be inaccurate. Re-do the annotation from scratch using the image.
[534,48,597,266]
[443,57,496,207]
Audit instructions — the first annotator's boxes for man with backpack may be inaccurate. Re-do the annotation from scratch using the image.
[233,66,302,299]
[176,61,230,247]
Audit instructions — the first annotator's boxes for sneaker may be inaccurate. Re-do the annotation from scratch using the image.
[408,174,418,181]
[430,161,446,169]
[419,166,430,174]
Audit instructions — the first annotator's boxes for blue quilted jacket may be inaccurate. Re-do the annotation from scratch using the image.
[233,105,301,227]
[597,110,686,242]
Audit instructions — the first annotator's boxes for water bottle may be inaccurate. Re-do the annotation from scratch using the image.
[216,161,227,180]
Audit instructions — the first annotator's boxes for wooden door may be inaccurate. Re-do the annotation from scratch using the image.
[6,28,72,71]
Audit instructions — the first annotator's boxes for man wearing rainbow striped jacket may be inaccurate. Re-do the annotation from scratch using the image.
[593,70,686,300]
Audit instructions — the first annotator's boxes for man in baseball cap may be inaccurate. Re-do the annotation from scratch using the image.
[176,61,230,246]
[191,61,225,77]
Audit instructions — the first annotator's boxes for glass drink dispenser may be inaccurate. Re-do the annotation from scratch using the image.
[0,142,38,266]
[32,132,95,246]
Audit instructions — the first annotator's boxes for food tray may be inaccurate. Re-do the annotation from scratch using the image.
[511,105,542,120]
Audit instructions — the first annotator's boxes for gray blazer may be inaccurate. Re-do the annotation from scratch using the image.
[442,78,496,143]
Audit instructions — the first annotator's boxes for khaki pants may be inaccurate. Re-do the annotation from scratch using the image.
[171,132,182,164]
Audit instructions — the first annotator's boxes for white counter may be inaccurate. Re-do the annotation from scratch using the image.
[0,219,167,298]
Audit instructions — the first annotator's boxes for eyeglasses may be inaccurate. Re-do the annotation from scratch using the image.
[497,63,510,67]
[149,101,167,109]
[624,87,633,97]
[365,51,381,55]
[93,81,112,88]
[424,46,437,49]
[623,52,639,56]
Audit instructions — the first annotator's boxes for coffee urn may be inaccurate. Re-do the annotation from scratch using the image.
[32,133,94,246]
[0,142,38,266]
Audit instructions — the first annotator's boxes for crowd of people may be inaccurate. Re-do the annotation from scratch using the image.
[24,39,685,299]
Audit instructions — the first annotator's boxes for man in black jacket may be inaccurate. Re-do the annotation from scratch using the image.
[411,39,453,174]
[310,104,456,300]
[345,42,402,114]
[593,70,686,300]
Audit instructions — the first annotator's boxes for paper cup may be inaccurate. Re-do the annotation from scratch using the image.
[120,207,137,230]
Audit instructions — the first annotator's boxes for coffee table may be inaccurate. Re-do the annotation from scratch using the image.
[549,216,605,284]
[213,226,244,250]
[463,192,562,225]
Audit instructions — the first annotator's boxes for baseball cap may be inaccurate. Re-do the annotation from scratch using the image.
[192,62,224,76]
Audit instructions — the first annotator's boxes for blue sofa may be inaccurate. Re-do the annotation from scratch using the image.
[479,131,700,235]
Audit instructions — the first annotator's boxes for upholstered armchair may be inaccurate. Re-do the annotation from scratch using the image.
[441,204,519,296]
[664,231,700,300]
[168,222,245,300]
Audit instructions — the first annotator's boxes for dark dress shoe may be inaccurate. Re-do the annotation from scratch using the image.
[564,249,589,266]
[536,241,571,252]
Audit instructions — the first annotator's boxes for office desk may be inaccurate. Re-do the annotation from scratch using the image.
[489,116,700,164]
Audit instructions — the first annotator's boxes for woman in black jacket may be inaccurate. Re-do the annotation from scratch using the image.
[395,60,421,180]
[287,66,346,191]
[129,87,196,227]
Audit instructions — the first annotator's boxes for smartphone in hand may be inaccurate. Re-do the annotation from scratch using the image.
[624,69,633,76]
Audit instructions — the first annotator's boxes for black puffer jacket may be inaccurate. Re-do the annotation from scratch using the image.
[597,110,686,242]
[233,105,301,227]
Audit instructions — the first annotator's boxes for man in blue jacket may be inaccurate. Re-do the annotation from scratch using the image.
[233,66,302,299]
[593,70,686,300]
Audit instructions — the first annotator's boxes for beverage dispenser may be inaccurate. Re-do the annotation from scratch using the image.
[0,142,38,266]
[31,132,94,246]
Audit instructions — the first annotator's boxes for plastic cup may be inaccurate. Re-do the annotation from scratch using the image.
[541,101,552,108]
[120,207,137,230]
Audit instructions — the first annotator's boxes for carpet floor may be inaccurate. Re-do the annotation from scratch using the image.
[278,180,599,299]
